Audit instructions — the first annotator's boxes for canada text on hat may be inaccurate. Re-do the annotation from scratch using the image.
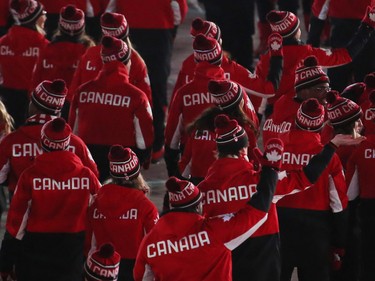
[101,12,129,39]
[108,145,140,180]
[296,98,325,131]
[190,18,221,41]
[101,35,131,64]
[326,90,363,127]
[10,0,44,25]
[59,5,85,36]
[193,34,222,65]
[31,79,67,115]
[41,118,71,152]
[266,10,300,38]
[214,114,248,153]
[85,243,121,281]
[166,177,202,208]
[208,80,243,110]
[295,56,329,91]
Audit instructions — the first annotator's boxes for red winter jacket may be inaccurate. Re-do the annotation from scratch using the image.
[329,0,375,19]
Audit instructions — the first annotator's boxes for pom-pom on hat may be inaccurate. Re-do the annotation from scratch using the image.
[85,243,121,281]
[59,5,85,36]
[166,177,202,208]
[326,90,363,127]
[295,98,325,132]
[10,0,44,25]
[101,12,129,40]
[41,118,71,152]
[190,18,221,41]
[295,56,330,92]
[341,82,366,103]
[31,79,67,115]
[208,80,243,110]
[101,35,131,64]
[266,10,300,38]
[193,34,222,65]
[214,114,248,154]
[108,145,140,180]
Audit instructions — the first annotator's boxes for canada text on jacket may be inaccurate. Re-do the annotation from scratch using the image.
[183,92,215,106]
[203,184,258,205]
[32,177,90,190]
[79,92,131,107]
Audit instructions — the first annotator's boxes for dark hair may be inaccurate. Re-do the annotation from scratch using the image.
[187,105,258,136]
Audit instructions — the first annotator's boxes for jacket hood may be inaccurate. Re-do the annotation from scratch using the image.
[7,26,47,54]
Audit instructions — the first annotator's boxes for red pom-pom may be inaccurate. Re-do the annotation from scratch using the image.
[62,5,77,18]
[304,98,320,112]
[326,90,340,104]
[51,118,66,132]
[51,79,66,93]
[99,243,115,259]
[166,177,182,192]
[266,11,282,22]
[304,56,318,67]
[214,114,230,128]
[192,18,204,30]
[369,90,375,104]
[364,72,375,89]
[101,36,114,48]
[109,145,126,160]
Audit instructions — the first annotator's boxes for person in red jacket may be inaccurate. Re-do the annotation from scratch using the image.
[346,91,375,281]
[69,36,153,182]
[197,114,362,281]
[0,117,101,281]
[256,7,375,118]
[263,55,331,144]
[0,0,49,128]
[277,98,348,281]
[172,18,281,115]
[105,0,188,162]
[87,145,159,281]
[178,80,260,184]
[85,243,121,281]
[31,5,95,119]
[0,79,98,199]
[68,12,152,107]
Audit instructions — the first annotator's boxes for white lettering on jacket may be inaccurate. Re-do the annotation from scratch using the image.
[12,143,76,157]
[183,92,215,106]
[203,184,258,205]
[263,119,292,133]
[364,149,375,159]
[0,46,38,57]
[282,152,314,166]
[194,130,214,141]
[33,177,90,190]
[92,208,138,220]
[146,231,210,258]
[79,92,131,107]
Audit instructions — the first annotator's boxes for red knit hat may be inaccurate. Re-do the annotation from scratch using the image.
[266,10,300,38]
[326,90,363,127]
[190,18,221,41]
[10,0,44,25]
[108,145,140,180]
[214,114,248,154]
[208,80,243,110]
[101,35,131,64]
[59,5,85,36]
[193,34,222,65]
[101,12,129,40]
[41,118,71,152]
[295,56,330,92]
[341,82,366,104]
[85,243,121,281]
[295,98,325,131]
[31,79,67,115]
[166,177,202,208]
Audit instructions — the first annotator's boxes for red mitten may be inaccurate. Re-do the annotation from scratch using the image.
[362,6,375,28]
[253,138,284,170]
[268,33,283,57]
[331,248,345,271]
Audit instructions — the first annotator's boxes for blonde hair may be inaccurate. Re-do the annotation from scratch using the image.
[0,100,14,136]
[112,173,151,194]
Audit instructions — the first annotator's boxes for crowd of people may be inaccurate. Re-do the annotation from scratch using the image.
[0,0,374,280]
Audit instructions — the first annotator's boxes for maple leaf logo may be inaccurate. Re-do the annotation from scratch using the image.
[265,149,282,163]
[270,41,281,51]
[220,213,235,222]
